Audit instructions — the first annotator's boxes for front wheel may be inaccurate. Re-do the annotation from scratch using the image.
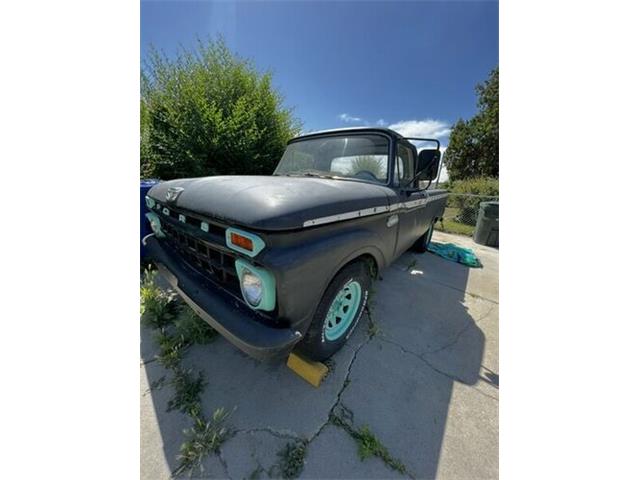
[412,219,436,253]
[297,261,371,361]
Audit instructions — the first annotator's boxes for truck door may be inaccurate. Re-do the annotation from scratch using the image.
[392,142,428,256]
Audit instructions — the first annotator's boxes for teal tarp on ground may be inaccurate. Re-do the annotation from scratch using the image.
[427,242,483,268]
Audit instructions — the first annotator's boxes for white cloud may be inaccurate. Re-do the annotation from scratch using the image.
[387,119,451,139]
[338,113,363,123]
[375,118,386,126]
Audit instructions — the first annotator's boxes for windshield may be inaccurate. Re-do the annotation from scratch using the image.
[274,134,390,184]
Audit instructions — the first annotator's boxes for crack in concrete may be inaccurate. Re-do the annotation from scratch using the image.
[296,306,381,447]
[206,300,499,480]
[308,331,373,444]
[236,427,302,441]
[216,449,231,479]
[378,337,499,402]
[306,311,417,479]
[213,313,377,480]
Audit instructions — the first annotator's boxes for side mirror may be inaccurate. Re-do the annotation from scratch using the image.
[417,149,441,181]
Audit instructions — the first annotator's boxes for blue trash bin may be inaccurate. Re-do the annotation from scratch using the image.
[140,179,160,258]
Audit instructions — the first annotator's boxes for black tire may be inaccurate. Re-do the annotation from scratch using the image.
[412,219,436,253]
[297,261,371,361]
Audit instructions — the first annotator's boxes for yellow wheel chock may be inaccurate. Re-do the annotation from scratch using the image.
[286,352,328,387]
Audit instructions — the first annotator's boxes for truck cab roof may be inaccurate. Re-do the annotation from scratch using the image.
[289,126,408,143]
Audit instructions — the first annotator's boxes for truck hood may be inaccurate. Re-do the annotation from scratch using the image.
[148,175,393,231]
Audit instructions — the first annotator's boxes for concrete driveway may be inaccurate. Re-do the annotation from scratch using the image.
[141,231,499,479]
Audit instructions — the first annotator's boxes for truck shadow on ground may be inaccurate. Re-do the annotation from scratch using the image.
[141,247,495,479]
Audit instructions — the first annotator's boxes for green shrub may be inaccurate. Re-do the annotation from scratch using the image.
[448,176,499,196]
[141,38,301,179]
[447,177,499,225]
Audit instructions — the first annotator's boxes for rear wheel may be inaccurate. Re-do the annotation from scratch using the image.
[412,219,436,253]
[297,261,371,361]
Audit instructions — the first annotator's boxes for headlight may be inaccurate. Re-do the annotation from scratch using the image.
[240,268,263,306]
[234,259,276,311]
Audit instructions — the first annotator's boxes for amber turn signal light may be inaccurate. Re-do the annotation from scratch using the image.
[230,232,254,251]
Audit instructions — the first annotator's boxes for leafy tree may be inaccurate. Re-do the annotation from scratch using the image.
[141,39,301,179]
[444,68,499,180]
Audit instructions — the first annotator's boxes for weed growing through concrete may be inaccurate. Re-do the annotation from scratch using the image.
[273,441,308,479]
[141,269,233,475]
[330,410,409,476]
[140,267,175,329]
[366,311,380,337]
[175,306,218,345]
[325,358,336,375]
[140,257,156,274]
[174,408,233,477]
[166,367,207,414]
[154,329,188,369]
[365,286,381,337]
[355,425,407,473]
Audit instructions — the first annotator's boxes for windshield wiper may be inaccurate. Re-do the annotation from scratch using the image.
[283,170,338,180]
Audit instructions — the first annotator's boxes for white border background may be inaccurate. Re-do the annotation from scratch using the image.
[1,0,639,478]
[501,0,639,477]
[1,0,139,477]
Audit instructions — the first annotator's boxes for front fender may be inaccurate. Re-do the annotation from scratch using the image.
[260,221,390,333]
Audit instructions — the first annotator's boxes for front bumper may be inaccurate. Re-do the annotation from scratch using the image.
[144,235,302,361]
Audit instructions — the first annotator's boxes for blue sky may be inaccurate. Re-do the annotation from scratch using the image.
[141,0,498,148]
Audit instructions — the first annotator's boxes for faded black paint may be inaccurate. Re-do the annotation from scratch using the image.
[145,127,448,360]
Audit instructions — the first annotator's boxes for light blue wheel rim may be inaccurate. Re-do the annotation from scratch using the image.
[324,281,362,341]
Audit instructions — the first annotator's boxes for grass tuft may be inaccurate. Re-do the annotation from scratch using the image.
[275,441,308,479]
[154,329,188,370]
[167,366,207,415]
[355,426,407,473]
[140,267,175,329]
[330,412,408,475]
[175,306,218,345]
[175,408,233,477]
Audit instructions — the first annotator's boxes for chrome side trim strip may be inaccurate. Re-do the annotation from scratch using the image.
[303,205,389,227]
[302,192,449,228]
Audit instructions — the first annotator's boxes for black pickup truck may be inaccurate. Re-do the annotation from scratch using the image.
[143,127,448,361]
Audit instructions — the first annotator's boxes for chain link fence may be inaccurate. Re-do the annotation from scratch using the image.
[435,193,499,236]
